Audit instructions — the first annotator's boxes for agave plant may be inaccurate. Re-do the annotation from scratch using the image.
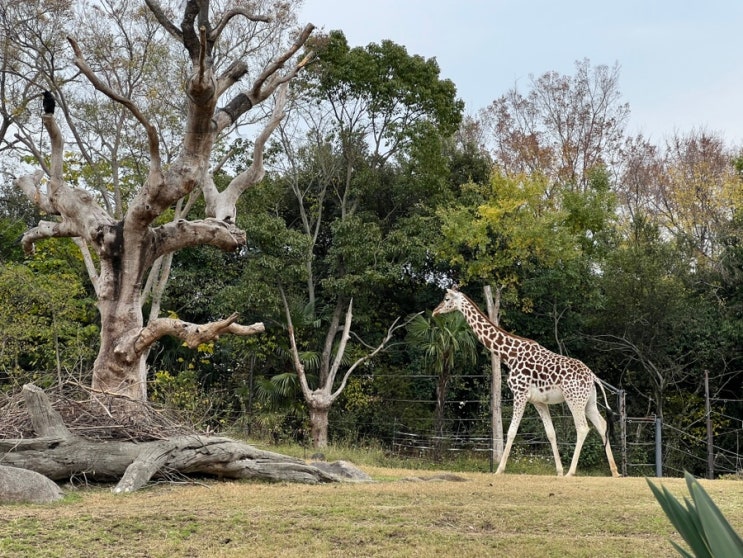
[647,471,743,558]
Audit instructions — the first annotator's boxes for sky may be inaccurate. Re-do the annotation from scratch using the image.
[299,0,743,146]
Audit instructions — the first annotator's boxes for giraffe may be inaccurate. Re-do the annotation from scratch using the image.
[433,288,620,477]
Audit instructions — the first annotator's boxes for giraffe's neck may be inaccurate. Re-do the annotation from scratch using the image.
[458,295,531,366]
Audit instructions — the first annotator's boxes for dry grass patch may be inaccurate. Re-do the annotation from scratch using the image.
[1,468,742,557]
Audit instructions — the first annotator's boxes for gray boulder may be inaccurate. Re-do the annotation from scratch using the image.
[0,465,64,504]
[310,460,372,482]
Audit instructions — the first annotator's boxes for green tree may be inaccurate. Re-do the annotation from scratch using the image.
[266,31,464,448]
[590,215,704,422]
[407,312,478,445]
[0,244,97,388]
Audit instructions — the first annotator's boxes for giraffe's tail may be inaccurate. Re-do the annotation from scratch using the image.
[595,376,616,444]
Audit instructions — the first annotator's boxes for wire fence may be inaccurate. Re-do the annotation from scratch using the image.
[321,373,743,479]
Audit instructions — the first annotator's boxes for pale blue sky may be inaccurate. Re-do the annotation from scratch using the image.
[299,0,743,146]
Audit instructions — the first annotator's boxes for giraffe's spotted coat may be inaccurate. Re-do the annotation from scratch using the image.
[433,288,620,478]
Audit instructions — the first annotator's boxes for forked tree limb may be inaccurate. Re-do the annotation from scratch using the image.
[331,312,422,400]
[279,286,314,402]
[209,8,271,43]
[20,220,80,255]
[204,83,290,221]
[112,313,265,364]
[150,218,247,262]
[14,113,115,255]
[214,24,314,132]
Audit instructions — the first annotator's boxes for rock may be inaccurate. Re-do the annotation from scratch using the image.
[400,473,468,482]
[309,460,372,482]
[0,465,64,504]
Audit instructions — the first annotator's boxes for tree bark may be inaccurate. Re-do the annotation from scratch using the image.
[309,405,330,449]
[484,285,504,463]
[1,384,353,493]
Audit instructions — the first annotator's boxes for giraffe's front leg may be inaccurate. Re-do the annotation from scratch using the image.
[496,398,527,474]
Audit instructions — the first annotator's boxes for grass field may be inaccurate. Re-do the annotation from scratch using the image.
[1,447,742,557]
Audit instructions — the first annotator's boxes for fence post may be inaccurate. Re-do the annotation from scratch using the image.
[392,418,397,454]
[705,370,714,479]
[619,389,627,477]
[655,416,663,477]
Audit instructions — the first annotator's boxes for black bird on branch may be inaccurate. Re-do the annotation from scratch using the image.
[42,90,55,114]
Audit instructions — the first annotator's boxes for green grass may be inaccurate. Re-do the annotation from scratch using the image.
[254,438,567,475]
[1,444,742,557]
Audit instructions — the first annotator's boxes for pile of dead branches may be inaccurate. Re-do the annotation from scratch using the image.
[0,383,196,442]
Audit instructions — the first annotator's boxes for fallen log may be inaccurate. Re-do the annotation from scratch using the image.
[0,384,358,493]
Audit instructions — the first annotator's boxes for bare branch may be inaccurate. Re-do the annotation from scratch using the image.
[215,60,248,98]
[19,219,79,255]
[14,170,55,214]
[15,113,115,254]
[320,300,344,383]
[67,37,161,170]
[143,0,182,41]
[209,9,271,44]
[43,113,63,192]
[205,83,289,221]
[198,25,207,83]
[250,24,315,100]
[214,24,314,130]
[279,285,314,400]
[179,0,201,60]
[13,132,51,177]
[72,238,100,297]
[331,313,421,400]
[327,298,354,388]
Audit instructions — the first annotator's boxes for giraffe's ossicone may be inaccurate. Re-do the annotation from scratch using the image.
[433,288,620,478]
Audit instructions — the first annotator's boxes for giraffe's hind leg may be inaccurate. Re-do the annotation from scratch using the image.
[532,402,564,476]
[586,400,620,477]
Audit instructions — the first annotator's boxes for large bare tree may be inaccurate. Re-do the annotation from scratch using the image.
[0,1,375,492]
[13,0,314,402]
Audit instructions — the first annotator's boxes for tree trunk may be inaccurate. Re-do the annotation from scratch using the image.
[433,371,450,459]
[2,384,359,492]
[93,286,148,401]
[484,285,504,463]
[309,405,330,449]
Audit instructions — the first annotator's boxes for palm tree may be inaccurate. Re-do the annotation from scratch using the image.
[407,312,479,447]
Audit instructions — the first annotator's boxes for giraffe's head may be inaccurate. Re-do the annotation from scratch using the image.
[432,288,464,316]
